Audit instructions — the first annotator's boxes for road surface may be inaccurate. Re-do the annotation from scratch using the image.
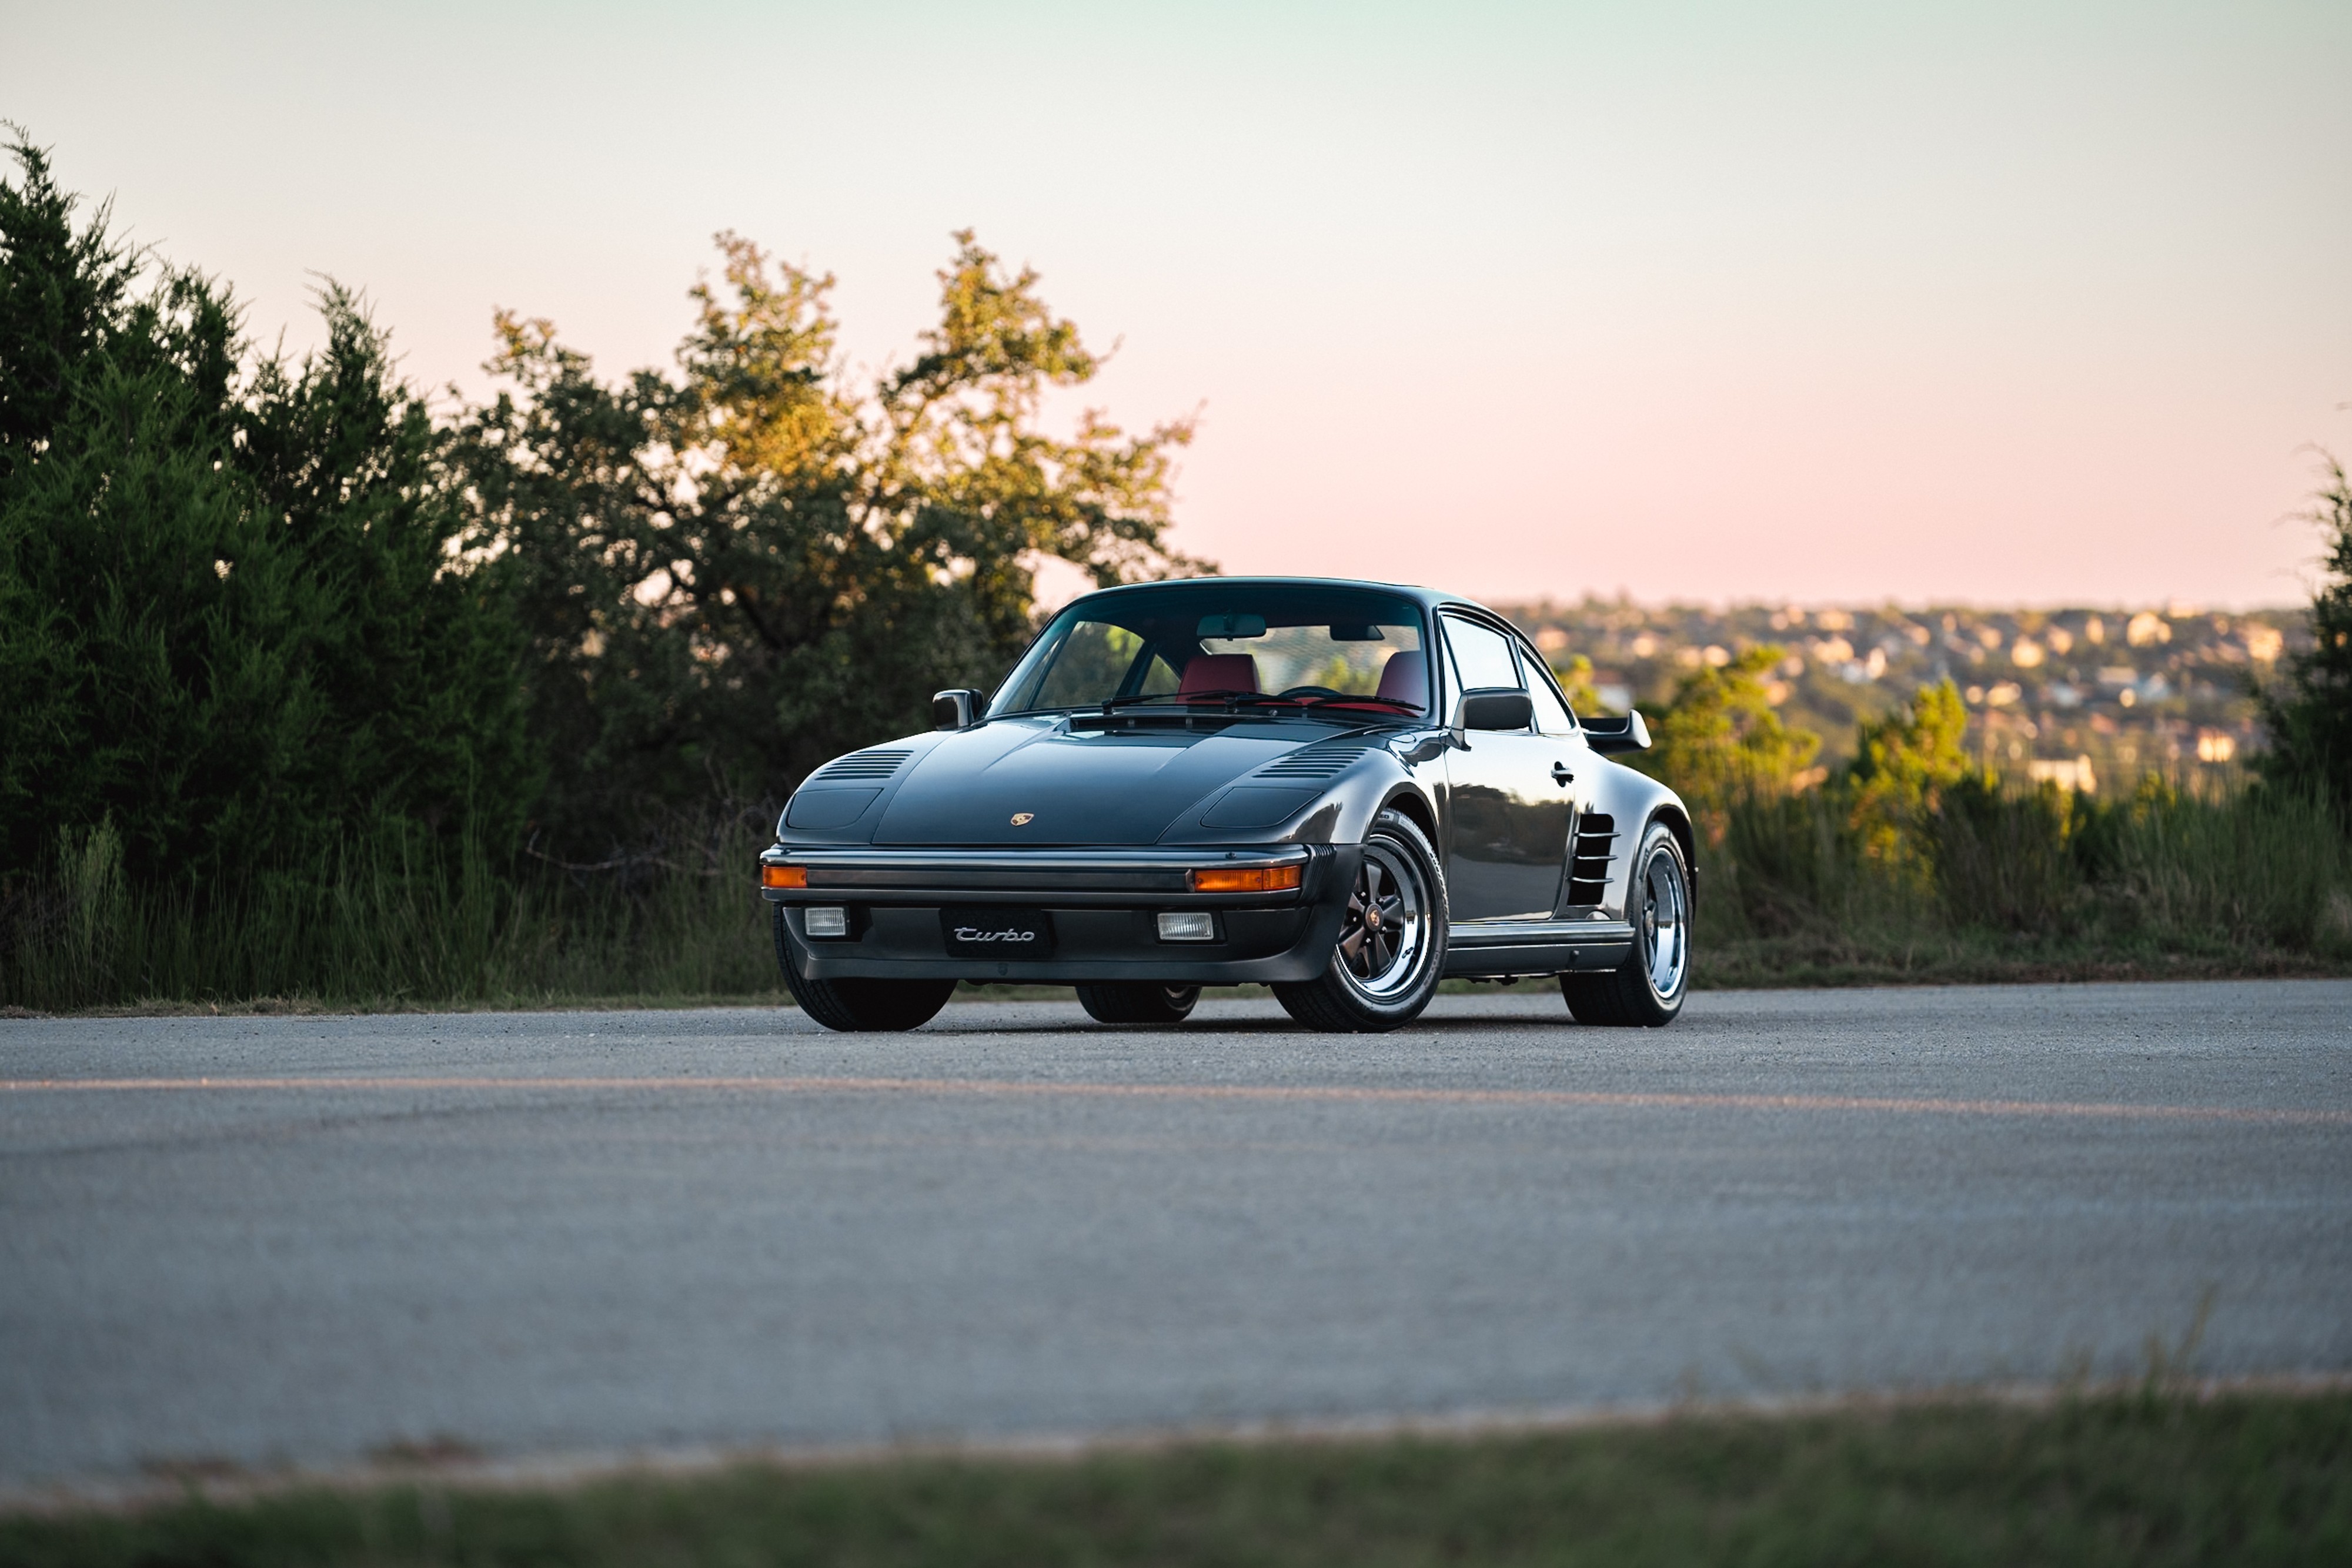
[4,980,2348,1492]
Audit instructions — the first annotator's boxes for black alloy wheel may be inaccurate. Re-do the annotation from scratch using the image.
[1274,808,1448,1032]
[1560,818,1690,1027]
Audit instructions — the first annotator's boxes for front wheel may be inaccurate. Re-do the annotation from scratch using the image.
[786,974,956,1032]
[775,908,956,1031]
[1561,818,1690,1027]
[1274,810,1448,1032]
[1077,982,1201,1025]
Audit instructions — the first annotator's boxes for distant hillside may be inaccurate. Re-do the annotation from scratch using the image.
[1495,599,2307,791]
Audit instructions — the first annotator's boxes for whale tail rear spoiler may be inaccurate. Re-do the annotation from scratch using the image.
[1583,711,1652,754]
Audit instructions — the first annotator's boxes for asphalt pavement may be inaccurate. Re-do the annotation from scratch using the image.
[4,980,2348,1492]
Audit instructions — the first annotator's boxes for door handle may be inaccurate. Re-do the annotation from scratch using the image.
[1551,763,1574,785]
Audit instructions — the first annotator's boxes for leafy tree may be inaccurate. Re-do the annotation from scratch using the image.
[1846,679,1972,868]
[1550,653,1603,714]
[451,230,1204,852]
[2256,457,2352,814]
[0,136,530,885]
[1643,646,1820,830]
[0,134,135,490]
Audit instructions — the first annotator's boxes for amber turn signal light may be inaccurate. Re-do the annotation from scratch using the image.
[1188,864,1302,893]
[761,864,808,890]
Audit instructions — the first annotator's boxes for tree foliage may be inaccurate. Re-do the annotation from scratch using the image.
[451,231,1204,851]
[1846,679,1973,868]
[1550,653,1603,714]
[0,137,531,885]
[2256,457,2352,814]
[1642,646,1820,830]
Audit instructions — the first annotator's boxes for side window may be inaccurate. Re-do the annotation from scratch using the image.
[1525,662,1578,735]
[1442,616,1524,694]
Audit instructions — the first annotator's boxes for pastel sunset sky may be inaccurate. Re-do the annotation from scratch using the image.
[8,1,2347,607]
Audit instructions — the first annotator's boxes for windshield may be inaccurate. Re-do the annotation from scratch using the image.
[993,584,1431,718]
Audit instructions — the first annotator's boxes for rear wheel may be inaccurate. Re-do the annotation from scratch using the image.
[1076,982,1201,1025]
[1274,810,1447,1032]
[774,908,956,1031]
[1560,818,1690,1027]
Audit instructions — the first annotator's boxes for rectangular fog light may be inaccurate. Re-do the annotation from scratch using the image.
[1157,910,1216,942]
[804,906,850,938]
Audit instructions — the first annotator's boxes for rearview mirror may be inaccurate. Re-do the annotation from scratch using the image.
[931,688,983,731]
[1454,688,1533,733]
[1196,613,1268,638]
[1583,710,1651,753]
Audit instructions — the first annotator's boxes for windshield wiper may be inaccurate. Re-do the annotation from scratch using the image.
[1292,694,1424,713]
[1099,690,1295,711]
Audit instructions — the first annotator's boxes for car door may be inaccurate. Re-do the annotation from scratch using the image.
[1518,651,1603,914]
[1439,614,1574,922]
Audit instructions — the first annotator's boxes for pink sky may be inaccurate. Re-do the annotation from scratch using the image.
[9,1,2348,607]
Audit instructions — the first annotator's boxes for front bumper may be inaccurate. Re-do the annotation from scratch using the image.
[757,843,1356,983]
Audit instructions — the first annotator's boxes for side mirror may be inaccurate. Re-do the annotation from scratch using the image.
[1454,687,1534,734]
[931,688,984,731]
[1583,710,1652,754]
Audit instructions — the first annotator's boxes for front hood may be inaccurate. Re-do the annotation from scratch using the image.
[871,717,1364,845]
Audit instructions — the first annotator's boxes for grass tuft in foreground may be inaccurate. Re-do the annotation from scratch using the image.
[6,1389,2348,1567]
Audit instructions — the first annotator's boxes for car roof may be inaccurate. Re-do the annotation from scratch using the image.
[1059,575,1501,621]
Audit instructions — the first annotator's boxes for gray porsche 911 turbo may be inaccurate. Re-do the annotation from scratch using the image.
[760,577,1694,1032]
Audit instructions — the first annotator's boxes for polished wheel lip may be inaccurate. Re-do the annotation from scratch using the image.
[1335,839,1429,1001]
[1641,841,1689,1000]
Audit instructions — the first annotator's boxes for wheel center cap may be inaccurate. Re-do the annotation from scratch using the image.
[1365,908,1382,930]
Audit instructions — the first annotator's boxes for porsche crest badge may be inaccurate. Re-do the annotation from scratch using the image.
[1010,813,1035,826]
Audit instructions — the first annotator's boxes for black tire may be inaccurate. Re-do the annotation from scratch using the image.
[1075,982,1201,1025]
[1561,818,1690,1028]
[774,908,955,1031]
[1274,809,1448,1032]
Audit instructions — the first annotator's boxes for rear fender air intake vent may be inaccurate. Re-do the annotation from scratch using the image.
[1255,741,1375,781]
[1566,812,1617,905]
[807,748,912,784]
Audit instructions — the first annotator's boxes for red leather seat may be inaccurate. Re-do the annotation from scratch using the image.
[1181,653,1260,694]
[1375,651,1428,708]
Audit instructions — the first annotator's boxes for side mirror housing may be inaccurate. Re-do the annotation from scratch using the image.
[931,688,984,731]
[1583,710,1652,754]
[1454,688,1534,734]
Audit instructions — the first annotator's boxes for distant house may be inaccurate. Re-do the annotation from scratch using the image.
[2027,755,2098,794]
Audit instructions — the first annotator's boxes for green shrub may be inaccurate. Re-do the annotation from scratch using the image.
[0,137,533,890]
[2083,780,2352,955]
[1690,764,2352,982]
[1639,646,1819,824]
[1,813,781,1010]
[1929,775,2083,936]
[2256,457,2352,815]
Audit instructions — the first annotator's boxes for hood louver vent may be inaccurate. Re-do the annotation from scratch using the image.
[1254,741,1375,781]
[808,748,912,784]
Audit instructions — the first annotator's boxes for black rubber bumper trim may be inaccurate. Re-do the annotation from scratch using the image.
[771,861,1358,987]
[759,844,1317,901]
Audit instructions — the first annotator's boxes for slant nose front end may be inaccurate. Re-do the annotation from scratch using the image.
[757,844,1357,984]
